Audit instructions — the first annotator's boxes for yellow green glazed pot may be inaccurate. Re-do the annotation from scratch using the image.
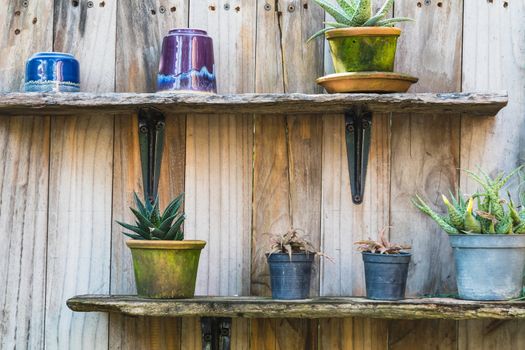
[126,240,206,298]
[326,27,401,73]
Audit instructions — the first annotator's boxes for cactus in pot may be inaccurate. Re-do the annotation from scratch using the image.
[117,193,206,298]
[309,0,413,73]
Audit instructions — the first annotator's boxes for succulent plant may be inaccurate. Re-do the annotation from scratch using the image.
[308,0,413,42]
[413,166,525,235]
[268,228,320,259]
[117,192,185,240]
[355,227,410,254]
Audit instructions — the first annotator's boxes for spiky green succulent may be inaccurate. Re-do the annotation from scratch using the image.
[413,166,525,235]
[308,0,413,42]
[117,192,185,240]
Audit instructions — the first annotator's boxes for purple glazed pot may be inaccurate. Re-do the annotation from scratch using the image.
[157,28,216,93]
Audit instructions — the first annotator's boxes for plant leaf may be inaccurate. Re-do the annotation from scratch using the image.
[307,27,334,43]
[122,232,145,240]
[313,0,353,25]
[376,17,414,26]
[162,193,184,221]
[116,220,150,239]
[336,0,356,16]
[349,0,372,26]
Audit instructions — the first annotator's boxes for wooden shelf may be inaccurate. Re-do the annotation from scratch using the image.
[67,295,525,320]
[0,91,507,116]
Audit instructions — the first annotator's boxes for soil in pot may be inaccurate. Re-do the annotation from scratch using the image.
[127,240,206,298]
[267,252,314,299]
[362,252,411,300]
[326,27,401,73]
[449,234,525,301]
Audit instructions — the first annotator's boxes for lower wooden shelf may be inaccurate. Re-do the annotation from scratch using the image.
[67,295,525,320]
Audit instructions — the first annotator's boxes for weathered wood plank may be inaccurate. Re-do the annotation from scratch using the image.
[68,295,525,320]
[110,1,188,349]
[45,1,116,348]
[0,1,53,349]
[0,0,54,93]
[0,92,508,116]
[184,1,256,348]
[459,0,525,349]
[388,0,464,349]
[318,113,390,349]
[319,1,391,347]
[0,116,50,350]
[46,115,114,349]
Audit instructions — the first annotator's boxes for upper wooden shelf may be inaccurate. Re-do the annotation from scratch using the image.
[67,295,525,320]
[0,92,507,116]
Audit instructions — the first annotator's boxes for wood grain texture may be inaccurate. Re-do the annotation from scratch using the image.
[110,1,188,349]
[45,115,113,349]
[318,113,390,349]
[252,1,326,347]
[53,0,116,92]
[45,1,116,348]
[0,0,54,93]
[389,319,457,350]
[0,91,508,116]
[185,1,256,348]
[67,295,525,320]
[0,116,50,350]
[0,1,52,349]
[459,1,525,349]
[115,0,188,93]
[388,1,463,349]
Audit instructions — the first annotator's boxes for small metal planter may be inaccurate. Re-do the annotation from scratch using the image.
[362,252,411,300]
[449,234,525,301]
[267,253,314,300]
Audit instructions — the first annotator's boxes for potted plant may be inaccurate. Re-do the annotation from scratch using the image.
[413,166,525,301]
[309,0,412,73]
[355,228,411,300]
[266,228,323,300]
[117,193,206,298]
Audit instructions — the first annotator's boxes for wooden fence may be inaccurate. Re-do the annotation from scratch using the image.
[1,0,524,349]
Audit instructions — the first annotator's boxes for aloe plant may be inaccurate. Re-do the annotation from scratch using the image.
[117,192,185,240]
[355,227,410,254]
[413,166,525,235]
[308,0,413,42]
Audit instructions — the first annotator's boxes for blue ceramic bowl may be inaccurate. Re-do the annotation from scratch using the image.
[24,52,80,92]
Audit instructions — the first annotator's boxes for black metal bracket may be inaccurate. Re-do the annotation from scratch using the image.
[345,106,372,204]
[138,107,166,204]
[201,317,232,350]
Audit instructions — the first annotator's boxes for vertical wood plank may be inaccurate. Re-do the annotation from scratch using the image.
[186,0,255,298]
[251,1,324,348]
[459,1,525,348]
[111,0,188,349]
[388,0,463,349]
[318,113,390,350]
[183,1,256,348]
[0,117,50,350]
[0,1,53,349]
[46,115,114,349]
[45,1,116,349]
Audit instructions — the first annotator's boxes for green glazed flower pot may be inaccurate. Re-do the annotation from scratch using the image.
[126,240,206,298]
[326,27,401,73]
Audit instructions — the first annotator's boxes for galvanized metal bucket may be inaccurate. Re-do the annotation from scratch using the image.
[449,234,525,300]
